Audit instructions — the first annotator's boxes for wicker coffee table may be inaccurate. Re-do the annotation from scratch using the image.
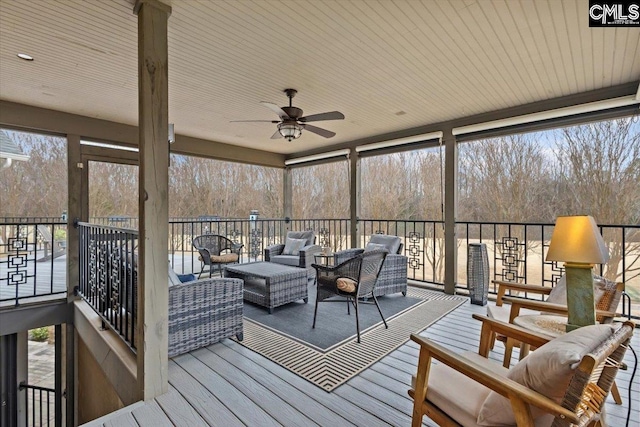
[224,262,308,314]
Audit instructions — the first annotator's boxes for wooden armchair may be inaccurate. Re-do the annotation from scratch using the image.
[488,277,624,367]
[409,315,634,427]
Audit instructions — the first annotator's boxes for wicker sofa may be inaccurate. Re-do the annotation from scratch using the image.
[334,234,408,297]
[167,269,243,357]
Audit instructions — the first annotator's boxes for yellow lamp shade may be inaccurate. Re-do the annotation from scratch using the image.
[546,215,609,264]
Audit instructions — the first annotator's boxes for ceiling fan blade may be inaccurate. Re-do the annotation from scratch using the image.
[270,129,283,139]
[299,111,345,122]
[260,102,290,119]
[300,123,336,138]
[230,120,280,123]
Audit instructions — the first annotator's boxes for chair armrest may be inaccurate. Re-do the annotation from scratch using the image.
[231,243,243,253]
[264,244,285,261]
[409,333,579,424]
[492,280,552,306]
[334,248,363,265]
[195,247,212,263]
[299,244,322,269]
[385,253,408,262]
[504,297,619,322]
[472,314,556,356]
[313,256,360,280]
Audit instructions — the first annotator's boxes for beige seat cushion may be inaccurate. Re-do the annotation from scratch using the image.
[336,277,357,293]
[198,253,238,263]
[477,324,616,426]
[486,304,539,323]
[410,352,555,427]
[411,354,492,427]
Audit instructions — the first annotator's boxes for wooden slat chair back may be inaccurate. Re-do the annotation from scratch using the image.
[409,319,634,427]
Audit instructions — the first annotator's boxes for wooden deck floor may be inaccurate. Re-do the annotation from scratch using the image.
[82,294,639,427]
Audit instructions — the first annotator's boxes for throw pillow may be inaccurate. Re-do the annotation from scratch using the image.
[364,243,386,252]
[368,234,402,254]
[336,277,357,293]
[286,230,315,246]
[282,237,307,256]
[545,275,567,305]
[177,273,196,283]
[476,323,616,425]
[544,274,607,307]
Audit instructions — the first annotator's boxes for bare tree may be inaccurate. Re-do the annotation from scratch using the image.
[0,131,67,217]
[458,134,553,280]
[555,117,640,282]
[292,160,349,219]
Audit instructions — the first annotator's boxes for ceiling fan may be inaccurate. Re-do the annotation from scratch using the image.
[231,89,345,141]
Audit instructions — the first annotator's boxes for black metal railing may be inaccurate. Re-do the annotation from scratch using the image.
[358,219,446,285]
[78,223,138,350]
[456,221,640,318]
[163,217,639,318]
[6,216,637,319]
[0,221,68,305]
[19,382,57,427]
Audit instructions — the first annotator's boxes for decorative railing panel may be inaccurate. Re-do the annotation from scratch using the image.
[0,221,67,305]
[457,222,640,318]
[78,223,137,350]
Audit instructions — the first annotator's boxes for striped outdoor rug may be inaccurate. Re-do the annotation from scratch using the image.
[235,287,465,391]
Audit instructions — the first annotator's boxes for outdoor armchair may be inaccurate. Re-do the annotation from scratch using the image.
[121,266,244,357]
[334,234,407,297]
[409,314,634,427]
[193,234,243,278]
[264,230,321,274]
[167,269,244,357]
[487,276,624,367]
[312,249,388,343]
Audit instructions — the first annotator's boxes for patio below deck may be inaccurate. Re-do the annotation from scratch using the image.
[81,289,639,427]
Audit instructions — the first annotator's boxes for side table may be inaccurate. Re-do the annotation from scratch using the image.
[313,253,334,267]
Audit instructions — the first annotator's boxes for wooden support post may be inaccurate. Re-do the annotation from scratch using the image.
[65,134,82,426]
[443,129,457,295]
[134,0,171,401]
[349,148,360,248]
[283,167,292,233]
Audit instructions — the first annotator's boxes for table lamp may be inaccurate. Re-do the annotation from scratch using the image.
[545,215,609,332]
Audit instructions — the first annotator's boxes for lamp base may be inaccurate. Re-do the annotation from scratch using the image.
[564,263,596,332]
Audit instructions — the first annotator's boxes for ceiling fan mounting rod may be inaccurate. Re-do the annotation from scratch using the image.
[284,88,297,107]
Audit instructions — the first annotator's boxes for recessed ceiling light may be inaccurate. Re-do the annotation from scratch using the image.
[17,53,34,61]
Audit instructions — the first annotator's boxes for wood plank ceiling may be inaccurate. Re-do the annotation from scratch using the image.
[0,0,638,154]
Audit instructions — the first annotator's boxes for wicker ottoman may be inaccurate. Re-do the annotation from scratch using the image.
[224,262,308,314]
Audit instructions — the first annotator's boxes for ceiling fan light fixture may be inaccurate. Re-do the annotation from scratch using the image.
[278,122,302,141]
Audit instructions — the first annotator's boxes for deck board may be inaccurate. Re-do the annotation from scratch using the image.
[209,344,358,427]
[130,400,173,427]
[190,347,319,427]
[81,294,640,427]
[173,353,283,427]
[154,387,209,427]
[167,360,244,427]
